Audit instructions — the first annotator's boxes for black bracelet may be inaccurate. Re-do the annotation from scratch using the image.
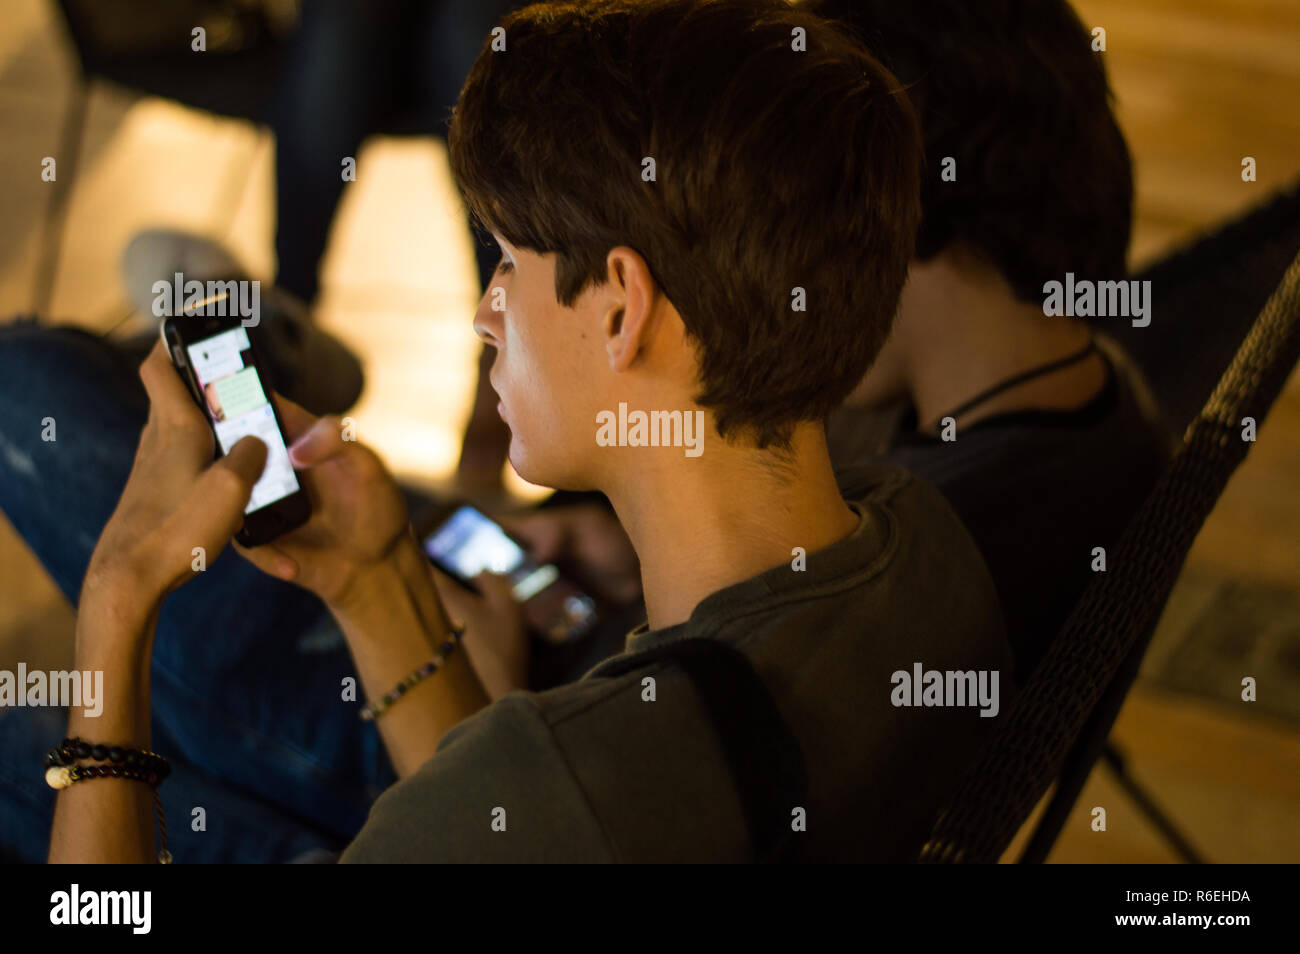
[45,738,171,780]
[61,764,164,785]
[44,737,173,864]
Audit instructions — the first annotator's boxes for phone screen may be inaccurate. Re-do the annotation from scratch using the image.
[421,505,559,601]
[185,327,301,515]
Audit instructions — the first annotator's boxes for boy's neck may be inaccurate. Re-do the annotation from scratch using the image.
[902,253,1106,432]
[603,423,857,632]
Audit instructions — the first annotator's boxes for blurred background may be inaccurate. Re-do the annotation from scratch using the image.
[0,0,1296,862]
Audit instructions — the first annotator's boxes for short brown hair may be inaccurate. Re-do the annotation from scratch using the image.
[448,0,921,448]
[807,0,1133,301]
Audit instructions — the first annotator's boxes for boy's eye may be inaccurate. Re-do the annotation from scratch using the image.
[496,257,514,274]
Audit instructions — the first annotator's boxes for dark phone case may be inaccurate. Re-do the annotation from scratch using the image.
[161,316,311,546]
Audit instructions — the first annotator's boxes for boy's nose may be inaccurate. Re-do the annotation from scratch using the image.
[472,292,503,347]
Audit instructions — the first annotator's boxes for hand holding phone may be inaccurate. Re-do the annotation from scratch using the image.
[199,385,416,615]
[418,504,601,644]
[82,343,274,604]
[428,567,529,701]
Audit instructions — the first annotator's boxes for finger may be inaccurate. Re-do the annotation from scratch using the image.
[429,565,472,605]
[474,572,520,610]
[194,435,268,531]
[223,432,269,477]
[139,339,206,427]
[159,435,267,571]
[428,565,479,628]
[287,414,348,469]
[271,392,319,445]
[429,565,458,591]
[234,539,300,581]
[500,512,564,562]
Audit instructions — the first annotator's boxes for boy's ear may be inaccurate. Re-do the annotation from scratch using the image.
[603,247,656,373]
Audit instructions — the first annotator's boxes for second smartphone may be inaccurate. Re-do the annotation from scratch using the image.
[417,503,600,644]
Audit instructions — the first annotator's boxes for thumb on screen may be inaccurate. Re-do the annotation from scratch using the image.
[288,415,345,468]
[196,435,267,533]
[157,435,267,587]
[474,572,519,609]
[500,513,563,562]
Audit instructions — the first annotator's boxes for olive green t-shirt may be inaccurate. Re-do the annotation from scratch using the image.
[341,463,1013,862]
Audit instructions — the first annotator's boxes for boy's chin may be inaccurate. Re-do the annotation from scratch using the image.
[506,443,549,490]
[509,442,591,494]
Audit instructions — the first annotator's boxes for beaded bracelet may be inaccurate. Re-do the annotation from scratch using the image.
[44,737,173,864]
[360,623,465,722]
[46,738,171,781]
[59,764,165,785]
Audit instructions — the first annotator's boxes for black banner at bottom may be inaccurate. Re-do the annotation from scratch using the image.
[1,863,1279,939]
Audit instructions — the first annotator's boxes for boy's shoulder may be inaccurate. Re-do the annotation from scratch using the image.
[344,461,1011,862]
[340,692,621,863]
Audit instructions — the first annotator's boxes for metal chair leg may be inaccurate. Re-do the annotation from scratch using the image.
[1102,742,1207,864]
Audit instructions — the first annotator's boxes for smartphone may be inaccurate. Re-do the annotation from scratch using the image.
[417,503,599,644]
[160,315,311,546]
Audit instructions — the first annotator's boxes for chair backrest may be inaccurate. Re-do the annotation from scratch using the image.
[1011,187,1300,862]
[1110,181,1300,438]
[917,235,1300,863]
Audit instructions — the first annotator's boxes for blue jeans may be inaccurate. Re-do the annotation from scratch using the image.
[0,324,400,862]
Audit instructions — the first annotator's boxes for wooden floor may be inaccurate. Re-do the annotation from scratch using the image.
[1,0,1298,862]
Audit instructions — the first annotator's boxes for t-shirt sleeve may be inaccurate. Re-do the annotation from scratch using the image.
[339,694,618,863]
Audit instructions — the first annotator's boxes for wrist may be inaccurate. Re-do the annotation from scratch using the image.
[326,556,399,622]
[328,532,439,623]
[71,587,158,742]
[80,554,165,635]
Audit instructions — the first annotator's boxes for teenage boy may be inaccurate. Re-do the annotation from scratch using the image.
[528,0,1172,689]
[1,0,1010,863]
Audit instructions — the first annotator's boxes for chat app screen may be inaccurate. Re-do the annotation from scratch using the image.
[186,328,300,514]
